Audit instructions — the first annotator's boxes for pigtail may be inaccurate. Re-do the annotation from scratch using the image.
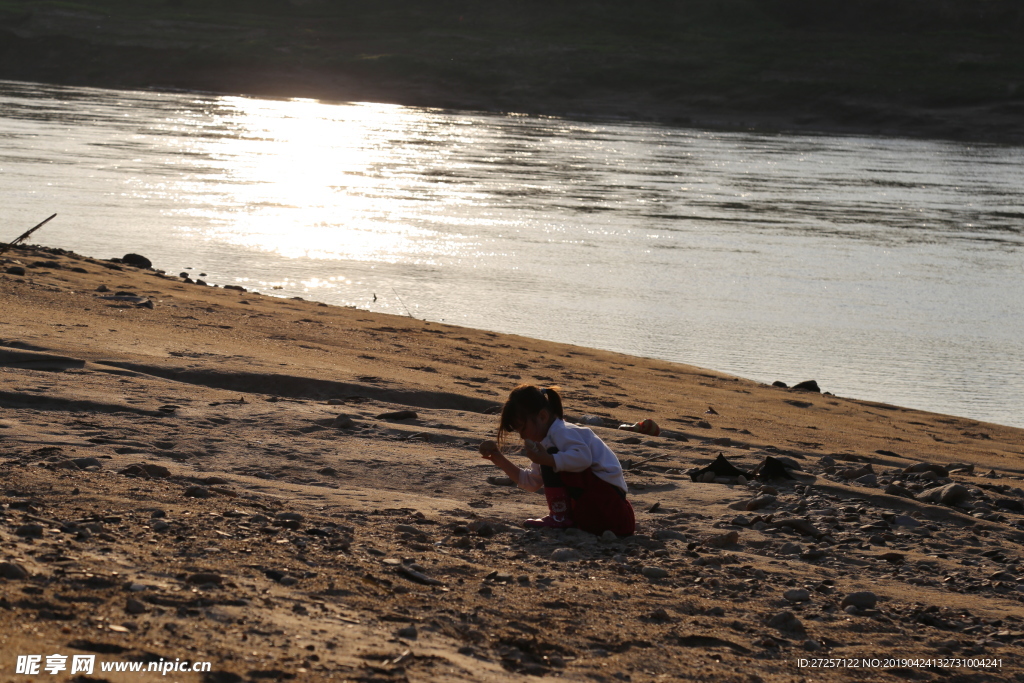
[495,384,564,449]
[540,387,564,419]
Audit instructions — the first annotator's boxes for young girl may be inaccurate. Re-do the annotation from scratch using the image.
[479,385,635,536]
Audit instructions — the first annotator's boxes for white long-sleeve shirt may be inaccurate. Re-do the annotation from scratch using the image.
[516,418,629,495]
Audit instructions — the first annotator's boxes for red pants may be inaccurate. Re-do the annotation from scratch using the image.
[556,468,635,537]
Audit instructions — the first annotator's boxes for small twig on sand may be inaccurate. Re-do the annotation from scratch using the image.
[623,451,677,471]
[0,214,57,256]
[392,287,414,318]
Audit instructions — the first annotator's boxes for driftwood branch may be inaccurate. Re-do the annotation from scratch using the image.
[0,214,57,256]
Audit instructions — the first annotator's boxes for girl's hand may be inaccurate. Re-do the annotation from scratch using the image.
[478,439,501,461]
[522,439,545,462]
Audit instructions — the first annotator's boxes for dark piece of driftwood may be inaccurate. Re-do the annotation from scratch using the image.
[0,214,57,256]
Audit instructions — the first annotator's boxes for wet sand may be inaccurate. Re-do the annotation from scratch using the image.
[2,245,1024,682]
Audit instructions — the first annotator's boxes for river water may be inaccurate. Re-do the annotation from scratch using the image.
[2,79,1022,428]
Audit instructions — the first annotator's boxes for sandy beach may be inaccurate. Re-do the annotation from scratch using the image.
[2,245,1024,682]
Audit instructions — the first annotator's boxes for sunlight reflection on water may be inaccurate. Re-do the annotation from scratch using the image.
[2,79,1023,427]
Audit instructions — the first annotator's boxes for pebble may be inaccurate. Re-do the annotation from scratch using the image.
[892,515,920,527]
[125,598,148,614]
[641,566,669,579]
[706,530,739,547]
[186,572,223,585]
[767,611,805,634]
[885,482,915,498]
[917,483,971,506]
[376,410,417,420]
[854,473,878,487]
[397,625,418,639]
[141,464,170,478]
[601,530,618,542]
[332,414,355,429]
[5,266,26,276]
[746,494,777,511]
[122,253,152,269]
[183,486,211,498]
[784,589,811,602]
[877,552,905,563]
[151,520,171,532]
[841,591,878,610]
[551,548,580,562]
[15,523,44,538]
[0,562,28,579]
[486,475,514,486]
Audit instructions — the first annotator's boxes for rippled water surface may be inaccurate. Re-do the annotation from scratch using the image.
[3,80,1023,427]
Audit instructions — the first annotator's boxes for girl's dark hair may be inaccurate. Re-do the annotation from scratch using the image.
[496,385,564,449]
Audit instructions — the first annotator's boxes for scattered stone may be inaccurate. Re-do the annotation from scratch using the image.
[5,266,26,276]
[317,467,338,476]
[551,548,580,562]
[125,598,148,614]
[16,523,44,538]
[841,591,877,610]
[792,380,820,392]
[892,515,920,527]
[487,475,514,486]
[767,611,805,634]
[601,530,618,542]
[468,521,494,537]
[885,482,915,498]
[784,589,811,603]
[121,253,152,269]
[376,410,418,421]
[141,463,170,478]
[746,494,777,511]
[705,530,739,547]
[917,483,971,506]
[854,473,878,487]
[641,566,669,579]
[397,625,418,639]
[186,572,223,586]
[0,562,28,580]
[840,464,873,480]
[183,486,211,498]
[397,564,444,586]
[771,518,823,539]
[332,414,355,429]
[877,552,905,563]
[903,463,949,477]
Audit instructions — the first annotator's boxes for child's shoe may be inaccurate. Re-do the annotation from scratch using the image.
[525,485,574,528]
[523,513,574,529]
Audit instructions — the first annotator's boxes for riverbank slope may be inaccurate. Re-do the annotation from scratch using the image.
[2,245,1024,682]
[1,0,1023,144]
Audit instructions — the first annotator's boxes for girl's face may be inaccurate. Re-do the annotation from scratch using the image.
[515,409,552,442]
